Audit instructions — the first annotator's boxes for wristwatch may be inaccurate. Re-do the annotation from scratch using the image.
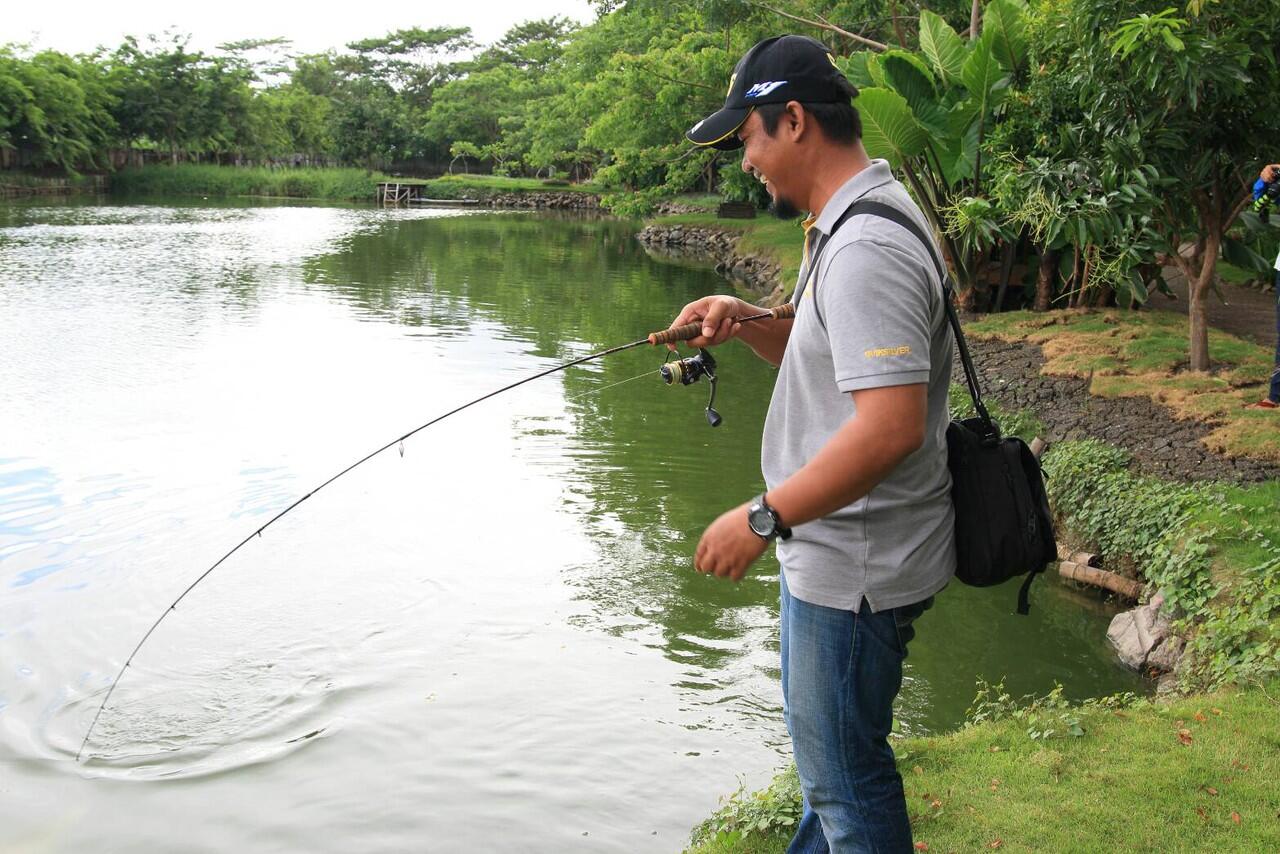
[747,494,792,542]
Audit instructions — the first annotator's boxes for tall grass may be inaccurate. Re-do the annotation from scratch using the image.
[111,165,388,200]
[109,166,604,201]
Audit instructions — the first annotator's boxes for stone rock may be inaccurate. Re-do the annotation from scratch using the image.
[1107,598,1170,671]
[1146,635,1184,674]
[486,191,599,210]
[1107,610,1148,671]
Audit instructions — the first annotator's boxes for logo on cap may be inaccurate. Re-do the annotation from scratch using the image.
[744,80,787,99]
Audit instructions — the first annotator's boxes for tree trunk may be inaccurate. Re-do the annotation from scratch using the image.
[994,237,1017,312]
[1187,229,1220,372]
[1065,245,1082,308]
[1093,282,1113,308]
[970,0,982,41]
[890,0,908,47]
[1035,245,1059,312]
[1188,288,1209,370]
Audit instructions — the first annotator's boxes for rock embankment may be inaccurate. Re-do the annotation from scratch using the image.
[956,337,1280,484]
[485,191,599,209]
[637,223,783,300]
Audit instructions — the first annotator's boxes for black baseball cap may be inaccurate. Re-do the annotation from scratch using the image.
[686,35,857,150]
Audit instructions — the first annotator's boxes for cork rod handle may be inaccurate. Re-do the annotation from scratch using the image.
[647,304,795,346]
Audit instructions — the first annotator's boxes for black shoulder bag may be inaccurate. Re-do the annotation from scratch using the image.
[828,200,1058,614]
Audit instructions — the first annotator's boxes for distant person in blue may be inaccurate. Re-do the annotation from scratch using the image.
[1246,162,1280,411]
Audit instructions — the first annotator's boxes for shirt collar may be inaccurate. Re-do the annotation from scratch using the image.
[808,159,895,237]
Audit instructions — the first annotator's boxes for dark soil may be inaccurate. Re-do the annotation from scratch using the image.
[959,337,1280,484]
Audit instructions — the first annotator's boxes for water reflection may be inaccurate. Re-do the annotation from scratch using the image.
[0,201,1147,852]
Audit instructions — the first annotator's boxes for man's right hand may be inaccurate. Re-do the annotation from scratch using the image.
[667,295,753,351]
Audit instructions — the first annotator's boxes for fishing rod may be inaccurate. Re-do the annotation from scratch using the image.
[75,303,796,762]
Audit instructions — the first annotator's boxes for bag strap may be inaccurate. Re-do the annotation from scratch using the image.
[838,200,999,440]
[1017,566,1037,616]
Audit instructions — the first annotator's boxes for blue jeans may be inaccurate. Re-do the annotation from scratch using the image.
[1270,271,1280,403]
[780,571,931,854]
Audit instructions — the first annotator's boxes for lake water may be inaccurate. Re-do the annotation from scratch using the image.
[0,200,1145,852]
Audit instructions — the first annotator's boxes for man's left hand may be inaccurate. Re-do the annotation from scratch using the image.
[693,502,768,582]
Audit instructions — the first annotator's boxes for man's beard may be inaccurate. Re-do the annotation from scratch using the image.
[769,193,802,220]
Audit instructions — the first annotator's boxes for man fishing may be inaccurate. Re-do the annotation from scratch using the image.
[673,35,956,853]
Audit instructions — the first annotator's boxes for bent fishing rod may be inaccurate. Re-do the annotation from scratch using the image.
[75,303,796,761]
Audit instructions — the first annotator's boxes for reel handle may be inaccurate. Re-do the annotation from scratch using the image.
[647,303,796,346]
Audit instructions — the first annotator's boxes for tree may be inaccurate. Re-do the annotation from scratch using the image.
[0,47,116,171]
[1075,0,1280,370]
[842,1,1031,299]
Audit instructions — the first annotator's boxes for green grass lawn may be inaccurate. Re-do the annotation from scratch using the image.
[689,684,1280,853]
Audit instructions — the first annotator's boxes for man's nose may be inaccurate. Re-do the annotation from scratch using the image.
[740,153,752,174]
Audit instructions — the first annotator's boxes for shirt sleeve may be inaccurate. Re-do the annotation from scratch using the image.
[814,239,935,393]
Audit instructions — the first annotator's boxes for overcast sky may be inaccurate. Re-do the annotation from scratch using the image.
[6,0,597,56]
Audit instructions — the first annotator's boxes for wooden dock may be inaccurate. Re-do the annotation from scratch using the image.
[376,182,480,207]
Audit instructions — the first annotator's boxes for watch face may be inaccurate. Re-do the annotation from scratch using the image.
[748,504,774,537]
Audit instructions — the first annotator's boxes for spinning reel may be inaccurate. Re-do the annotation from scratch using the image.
[661,348,722,427]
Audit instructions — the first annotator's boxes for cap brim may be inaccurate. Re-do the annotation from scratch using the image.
[686,106,751,150]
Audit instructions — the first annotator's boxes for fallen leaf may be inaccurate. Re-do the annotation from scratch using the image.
[1205,787,1219,796]
[1178,729,1194,746]
[913,766,924,775]
[1194,711,1207,722]
[989,785,999,792]
[1230,759,1249,771]
[1196,807,1209,822]
[1231,812,1241,825]
[930,800,942,809]
[1212,708,1223,716]
[921,793,932,801]
[990,840,1003,849]
[989,746,1001,752]
[914,842,929,851]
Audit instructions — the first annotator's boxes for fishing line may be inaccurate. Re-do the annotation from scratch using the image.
[564,367,662,402]
[76,304,795,761]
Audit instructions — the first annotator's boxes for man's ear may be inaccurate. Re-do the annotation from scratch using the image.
[784,101,807,141]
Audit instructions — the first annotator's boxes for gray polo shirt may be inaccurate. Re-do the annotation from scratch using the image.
[761,160,956,613]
